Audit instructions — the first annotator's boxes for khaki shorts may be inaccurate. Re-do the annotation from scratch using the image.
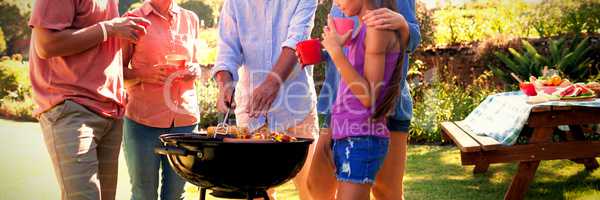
[39,100,123,200]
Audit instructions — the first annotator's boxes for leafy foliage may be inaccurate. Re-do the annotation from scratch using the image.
[432,0,599,46]
[0,59,35,121]
[0,1,31,55]
[416,1,434,47]
[529,0,600,37]
[311,0,333,92]
[433,1,533,45]
[195,79,220,128]
[0,28,6,55]
[0,60,30,100]
[180,0,216,27]
[409,62,498,143]
[492,37,593,84]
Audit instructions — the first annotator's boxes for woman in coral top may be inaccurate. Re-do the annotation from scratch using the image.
[121,0,201,199]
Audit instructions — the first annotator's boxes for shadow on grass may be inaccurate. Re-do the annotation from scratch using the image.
[404,145,600,200]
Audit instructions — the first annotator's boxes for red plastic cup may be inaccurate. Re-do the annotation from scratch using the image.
[333,17,354,45]
[123,13,150,35]
[156,64,180,75]
[519,82,537,96]
[165,54,187,69]
[333,17,355,35]
[296,39,323,66]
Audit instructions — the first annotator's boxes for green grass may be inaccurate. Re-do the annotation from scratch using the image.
[1,119,599,200]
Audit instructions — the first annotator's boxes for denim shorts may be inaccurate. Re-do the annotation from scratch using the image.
[333,136,389,184]
[320,113,410,133]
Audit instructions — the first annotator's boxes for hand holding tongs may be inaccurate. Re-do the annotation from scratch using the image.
[215,88,235,137]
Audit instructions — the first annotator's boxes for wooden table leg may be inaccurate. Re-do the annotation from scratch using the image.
[474,162,490,174]
[504,127,553,200]
[583,159,599,171]
[504,161,540,200]
[568,125,600,171]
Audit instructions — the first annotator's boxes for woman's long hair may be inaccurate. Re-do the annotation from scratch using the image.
[371,0,407,120]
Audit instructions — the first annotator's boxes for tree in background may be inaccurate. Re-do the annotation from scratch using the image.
[180,0,215,27]
[119,0,221,28]
[416,0,434,47]
[0,1,31,55]
[0,28,7,55]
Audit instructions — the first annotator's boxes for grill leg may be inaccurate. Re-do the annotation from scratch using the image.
[246,191,270,200]
[262,192,270,200]
[199,187,206,200]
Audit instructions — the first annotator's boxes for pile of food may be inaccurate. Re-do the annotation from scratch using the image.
[520,75,571,96]
[587,82,600,97]
[552,83,596,99]
[205,126,297,142]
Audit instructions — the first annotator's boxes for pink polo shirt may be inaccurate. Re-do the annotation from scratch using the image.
[123,2,200,128]
[28,0,125,118]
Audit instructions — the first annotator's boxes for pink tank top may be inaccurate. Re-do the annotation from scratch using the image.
[331,25,401,140]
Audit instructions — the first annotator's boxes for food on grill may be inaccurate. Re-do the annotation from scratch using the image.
[237,132,297,142]
[206,126,249,135]
[206,126,297,142]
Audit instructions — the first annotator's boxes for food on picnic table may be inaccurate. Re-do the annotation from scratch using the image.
[526,95,550,104]
[206,126,297,142]
[530,75,570,87]
[530,75,572,95]
[551,84,596,99]
[519,82,537,96]
[587,82,600,97]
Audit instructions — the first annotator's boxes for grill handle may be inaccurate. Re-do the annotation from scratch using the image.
[154,146,188,156]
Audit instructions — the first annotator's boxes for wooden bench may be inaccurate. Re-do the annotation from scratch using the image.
[441,106,600,200]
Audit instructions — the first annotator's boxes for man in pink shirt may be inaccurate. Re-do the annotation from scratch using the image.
[29,0,150,199]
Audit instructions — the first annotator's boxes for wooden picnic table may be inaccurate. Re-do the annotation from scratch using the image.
[441,105,600,200]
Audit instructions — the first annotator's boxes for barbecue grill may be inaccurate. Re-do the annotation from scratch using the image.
[155,133,313,200]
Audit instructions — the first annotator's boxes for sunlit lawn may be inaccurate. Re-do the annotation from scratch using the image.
[1,119,599,200]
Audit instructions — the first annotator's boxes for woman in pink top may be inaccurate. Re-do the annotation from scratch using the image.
[121,0,201,199]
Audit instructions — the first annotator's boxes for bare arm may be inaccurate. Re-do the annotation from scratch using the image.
[328,28,394,108]
[245,47,298,117]
[363,1,420,52]
[32,25,103,59]
[264,47,297,86]
[246,0,317,117]
[32,17,150,59]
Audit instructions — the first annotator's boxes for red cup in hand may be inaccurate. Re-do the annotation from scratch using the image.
[333,17,354,35]
[333,17,354,45]
[123,13,150,36]
[165,54,187,69]
[296,39,323,66]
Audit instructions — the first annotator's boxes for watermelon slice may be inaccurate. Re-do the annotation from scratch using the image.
[572,87,582,97]
[578,84,593,95]
[555,84,596,99]
[558,85,576,97]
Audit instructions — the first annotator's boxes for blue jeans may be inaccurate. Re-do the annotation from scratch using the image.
[333,136,389,184]
[123,117,197,200]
